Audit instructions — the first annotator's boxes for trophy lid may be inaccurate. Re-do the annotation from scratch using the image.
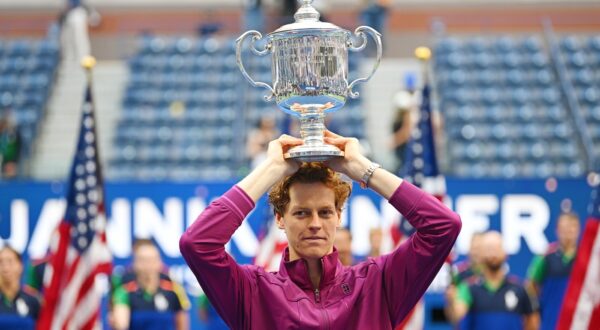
[270,0,343,34]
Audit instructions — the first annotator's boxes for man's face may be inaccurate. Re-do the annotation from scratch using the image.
[557,215,580,248]
[334,230,352,256]
[369,229,382,252]
[469,235,484,265]
[276,182,341,261]
[133,245,162,278]
[481,233,506,273]
[0,249,22,285]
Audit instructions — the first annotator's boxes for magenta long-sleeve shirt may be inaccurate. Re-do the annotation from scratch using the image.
[180,181,461,329]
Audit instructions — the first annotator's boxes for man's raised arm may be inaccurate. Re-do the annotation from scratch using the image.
[323,130,461,326]
[179,135,302,328]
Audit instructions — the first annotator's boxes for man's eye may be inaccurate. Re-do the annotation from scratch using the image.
[294,211,308,217]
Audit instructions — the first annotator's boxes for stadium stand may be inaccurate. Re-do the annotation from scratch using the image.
[108,35,366,181]
[560,35,600,160]
[434,35,587,178]
[0,36,60,164]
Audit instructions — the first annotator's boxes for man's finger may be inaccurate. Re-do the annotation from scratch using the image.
[324,137,346,149]
[324,130,343,138]
[278,134,304,144]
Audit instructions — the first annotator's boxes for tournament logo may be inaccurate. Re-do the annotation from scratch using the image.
[504,290,518,311]
[16,298,29,316]
[154,293,169,311]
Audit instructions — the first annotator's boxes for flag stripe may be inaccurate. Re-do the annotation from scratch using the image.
[67,278,102,330]
[53,236,111,329]
[80,308,100,330]
[37,222,71,328]
[570,221,600,330]
[65,255,82,287]
[557,217,600,330]
[590,303,600,329]
[556,220,598,329]
[64,268,101,328]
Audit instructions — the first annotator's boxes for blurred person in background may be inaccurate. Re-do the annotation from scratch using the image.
[280,0,298,25]
[0,111,21,179]
[452,232,485,285]
[25,256,49,295]
[360,0,391,45]
[59,0,101,62]
[445,231,537,330]
[0,245,41,329]
[390,73,419,174]
[334,228,353,266]
[243,0,264,32]
[180,131,461,328]
[246,115,280,169]
[527,212,581,330]
[112,239,189,330]
[197,291,228,330]
[444,232,484,324]
[368,227,383,258]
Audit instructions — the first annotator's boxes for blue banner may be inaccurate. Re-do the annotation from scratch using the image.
[0,178,592,328]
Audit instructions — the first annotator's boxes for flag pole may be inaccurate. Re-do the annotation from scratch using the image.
[81,55,96,84]
[415,46,431,85]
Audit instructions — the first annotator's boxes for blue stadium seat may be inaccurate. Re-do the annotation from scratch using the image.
[435,35,588,178]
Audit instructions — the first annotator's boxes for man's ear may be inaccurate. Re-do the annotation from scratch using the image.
[276,213,285,229]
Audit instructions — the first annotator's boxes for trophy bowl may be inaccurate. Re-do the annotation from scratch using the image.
[236,0,382,162]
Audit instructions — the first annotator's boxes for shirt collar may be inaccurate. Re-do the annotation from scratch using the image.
[278,247,341,291]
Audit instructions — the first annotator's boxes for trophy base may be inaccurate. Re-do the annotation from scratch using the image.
[284,144,344,162]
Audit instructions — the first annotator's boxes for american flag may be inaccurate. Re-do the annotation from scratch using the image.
[400,83,445,199]
[37,82,112,330]
[557,180,600,330]
[393,81,446,330]
[395,82,446,242]
[254,216,288,272]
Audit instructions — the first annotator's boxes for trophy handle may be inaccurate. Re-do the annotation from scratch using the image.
[236,30,275,102]
[347,26,383,99]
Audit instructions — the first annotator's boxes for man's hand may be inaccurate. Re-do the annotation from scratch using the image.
[324,130,403,199]
[238,135,303,202]
[323,130,371,182]
[266,134,303,177]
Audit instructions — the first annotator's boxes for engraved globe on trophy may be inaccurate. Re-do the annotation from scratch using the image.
[236,0,382,162]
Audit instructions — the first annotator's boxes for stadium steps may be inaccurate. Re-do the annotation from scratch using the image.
[31,60,127,180]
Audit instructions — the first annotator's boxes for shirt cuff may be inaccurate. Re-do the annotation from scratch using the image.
[219,185,256,220]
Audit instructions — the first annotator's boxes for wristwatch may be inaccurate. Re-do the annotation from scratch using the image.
[359,162,381,189]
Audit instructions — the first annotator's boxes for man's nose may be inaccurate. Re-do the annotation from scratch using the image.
[308,213,323,229]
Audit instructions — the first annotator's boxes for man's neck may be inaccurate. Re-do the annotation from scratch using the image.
[483,269,505,288]
[138,274,159,294]
[305,258,323,290]
[0,281,20,300]
[340,254,353,266]
[369,249,381,258]
[560,242,576,256]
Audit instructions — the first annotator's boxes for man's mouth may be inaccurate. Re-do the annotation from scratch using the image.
[303,236,325,241]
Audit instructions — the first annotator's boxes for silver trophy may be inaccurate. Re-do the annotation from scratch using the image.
[236,0,382,162]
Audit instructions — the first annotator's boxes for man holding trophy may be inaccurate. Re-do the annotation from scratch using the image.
[180,1,461,328]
